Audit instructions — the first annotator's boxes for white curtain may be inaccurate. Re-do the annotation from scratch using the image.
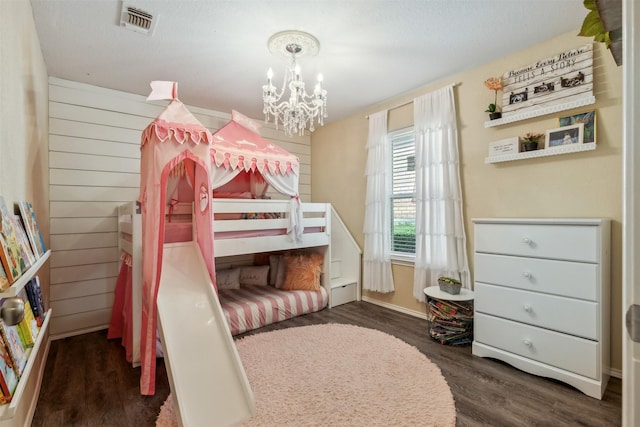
[363,110,395,293]
[413,85,470,301]
[261,171,303,242]
[210,165,241,189]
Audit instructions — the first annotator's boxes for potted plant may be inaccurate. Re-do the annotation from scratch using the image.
[484,77,503,120]
[521,132,543,151]
[437,276,462,295]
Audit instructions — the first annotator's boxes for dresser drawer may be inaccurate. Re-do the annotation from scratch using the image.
[475,283,598,340]
[475,223,599,263]
[474,313,598,379]
[475,253,598,301]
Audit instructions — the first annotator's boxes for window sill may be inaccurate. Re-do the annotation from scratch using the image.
[390,253,415,267]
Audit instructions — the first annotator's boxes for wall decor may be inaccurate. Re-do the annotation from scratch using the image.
[545,123,584,149]
[559,110,596,144]
[501,44,593,118]
[488,137,520,157]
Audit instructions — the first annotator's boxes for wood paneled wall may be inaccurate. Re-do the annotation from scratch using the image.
[47,77,311,338]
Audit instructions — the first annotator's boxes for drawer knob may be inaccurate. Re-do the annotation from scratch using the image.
[522,271,532,278]
[523,339,532,347]
[522,237,532,244]
[523,304,532,312]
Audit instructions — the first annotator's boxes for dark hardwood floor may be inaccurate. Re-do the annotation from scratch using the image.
[32,301,621,426]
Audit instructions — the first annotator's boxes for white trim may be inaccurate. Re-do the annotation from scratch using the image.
[390,253,415,266]
[361,296,426,320]
[50,324,109,341]
[609,367,622,380]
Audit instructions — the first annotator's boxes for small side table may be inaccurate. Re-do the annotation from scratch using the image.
[424,286,474,345]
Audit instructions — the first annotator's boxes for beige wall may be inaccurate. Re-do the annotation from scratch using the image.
[0,1,50,296]
[311,31,623,371]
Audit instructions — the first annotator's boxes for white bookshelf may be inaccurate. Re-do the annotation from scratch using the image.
[0,251,51,426]
[0,251,50,298]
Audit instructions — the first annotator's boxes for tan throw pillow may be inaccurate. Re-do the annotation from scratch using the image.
[281,252,323,291]
[239,265,270,286]
[216,268,241,290]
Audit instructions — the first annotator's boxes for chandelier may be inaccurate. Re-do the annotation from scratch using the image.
[262,30,327,137]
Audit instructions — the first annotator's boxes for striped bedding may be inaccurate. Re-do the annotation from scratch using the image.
[219,285,329,336]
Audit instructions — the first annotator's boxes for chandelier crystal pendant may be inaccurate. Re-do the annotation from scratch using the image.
[262,30,327,137]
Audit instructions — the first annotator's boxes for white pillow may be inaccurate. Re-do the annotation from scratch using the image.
[216,268,241,290]
[240,265,270,286]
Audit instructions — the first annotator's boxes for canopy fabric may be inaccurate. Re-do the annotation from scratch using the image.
[137,82,216,396]
[142,100,213,147]
[211,111,304,241]
[211,110,299,176]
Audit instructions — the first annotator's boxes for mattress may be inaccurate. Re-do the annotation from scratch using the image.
[219,284,329,336]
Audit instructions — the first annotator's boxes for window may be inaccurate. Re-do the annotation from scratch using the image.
[389,127,416,256]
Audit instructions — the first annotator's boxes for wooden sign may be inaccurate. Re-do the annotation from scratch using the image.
[501,44,593,116]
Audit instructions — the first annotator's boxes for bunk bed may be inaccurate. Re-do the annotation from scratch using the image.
[107,82,360,408]
[110,109,335,369]
[115,197,333,366]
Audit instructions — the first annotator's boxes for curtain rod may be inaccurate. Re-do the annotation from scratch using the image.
[365,82,460,119]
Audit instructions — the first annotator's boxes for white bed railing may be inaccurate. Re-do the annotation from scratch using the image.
[211,199,331,257]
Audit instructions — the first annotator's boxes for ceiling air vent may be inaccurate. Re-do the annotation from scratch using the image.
[120,2,157,35]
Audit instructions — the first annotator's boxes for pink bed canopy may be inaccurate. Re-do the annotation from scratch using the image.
[210,110,304,241]
[137,81,216,395]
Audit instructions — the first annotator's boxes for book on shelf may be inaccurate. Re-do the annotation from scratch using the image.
[26,277,46,327]
[12,215,36,268]
[0,318,28,376]
[16,289,38,348]
[0,263,8,293]
[0,196,29,284]
[17,201,46,259]
[0,332,19,402]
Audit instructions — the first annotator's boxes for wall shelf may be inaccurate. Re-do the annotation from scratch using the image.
[484,96,596,128]
[0,248,51,426]
[0,251,50,298]
[485,143,596,164]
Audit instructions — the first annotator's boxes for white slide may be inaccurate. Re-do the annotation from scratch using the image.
[156,241,255,426]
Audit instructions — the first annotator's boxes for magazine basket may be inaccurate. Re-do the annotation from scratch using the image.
[437,278,462,295]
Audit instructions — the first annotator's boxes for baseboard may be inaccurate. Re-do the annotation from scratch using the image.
[609,367,622,379]
[361,296,427,320]
[50,324,108,341]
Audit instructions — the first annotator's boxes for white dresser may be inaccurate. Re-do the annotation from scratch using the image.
[472,218,610,399]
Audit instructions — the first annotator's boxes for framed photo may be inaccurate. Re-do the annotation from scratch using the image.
[559,110,596,144]
[545,123,584,149]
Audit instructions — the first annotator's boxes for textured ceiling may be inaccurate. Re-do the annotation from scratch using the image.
[30,0,587,124]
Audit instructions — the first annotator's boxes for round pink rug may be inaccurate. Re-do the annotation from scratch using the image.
[157,323,456,426]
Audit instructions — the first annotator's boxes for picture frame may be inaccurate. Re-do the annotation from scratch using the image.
[558,110,596,144]
[545,123,584,149]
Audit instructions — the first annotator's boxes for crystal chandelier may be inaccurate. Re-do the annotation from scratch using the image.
[262,31,327,137]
